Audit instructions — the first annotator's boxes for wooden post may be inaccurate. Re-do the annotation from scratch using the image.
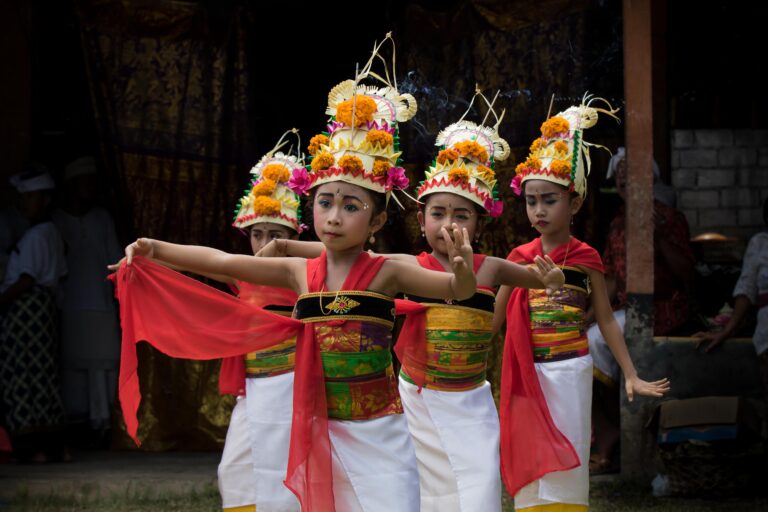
[621,0,657,480]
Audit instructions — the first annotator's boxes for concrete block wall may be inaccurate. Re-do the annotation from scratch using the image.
[672,129,768,240]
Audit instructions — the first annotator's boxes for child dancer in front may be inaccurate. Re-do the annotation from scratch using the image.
[495,98,670,511]
[117,40,476,511]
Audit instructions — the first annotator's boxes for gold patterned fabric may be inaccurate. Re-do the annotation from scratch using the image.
[77,0,256,450]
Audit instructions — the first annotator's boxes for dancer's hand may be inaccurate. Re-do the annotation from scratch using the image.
[125,238,155,265]
[255,239,287,258]
[625,375,670,402]
[530,255,564,295]
[107,256,126,272]
[443,224,472,277]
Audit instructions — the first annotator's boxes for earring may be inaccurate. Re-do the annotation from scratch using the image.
[421,231,425,238]
[570,217,574,226]
[369,234,376,244]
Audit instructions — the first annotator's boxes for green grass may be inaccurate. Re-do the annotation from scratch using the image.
[1,483,220,511]
[3,481,766,511]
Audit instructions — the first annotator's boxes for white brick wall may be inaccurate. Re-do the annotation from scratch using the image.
[672,129,768,239]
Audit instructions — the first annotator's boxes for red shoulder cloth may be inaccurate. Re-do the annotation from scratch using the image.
[284,250,385,512]
[108,258,303,445]
[500,237,603,496]
[219,283,299,396]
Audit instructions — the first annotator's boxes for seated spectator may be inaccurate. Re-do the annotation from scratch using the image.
[0,166,69,462]
[587,149,696,473]
[693,197,768,400]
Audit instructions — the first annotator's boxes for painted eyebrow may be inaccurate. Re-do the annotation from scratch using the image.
[428,205,471,211]
[316,192,364,202]
[524,192,559,198]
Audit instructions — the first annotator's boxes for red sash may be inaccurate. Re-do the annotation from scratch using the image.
[500,237,603,496]
[219,283,298,396]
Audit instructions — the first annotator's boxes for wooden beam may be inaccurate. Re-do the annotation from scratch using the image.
[623,0,654,296]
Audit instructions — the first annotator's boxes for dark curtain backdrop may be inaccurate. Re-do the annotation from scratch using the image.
[75,0,624,448]
[76,0,258,449]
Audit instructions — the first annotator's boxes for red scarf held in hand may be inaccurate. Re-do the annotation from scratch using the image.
[394,252,488,390]
[109,252,385,512]
[500,237,603,496]
[219,282,298,396]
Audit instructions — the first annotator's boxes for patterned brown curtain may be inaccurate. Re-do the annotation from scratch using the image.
[76,0,258,449]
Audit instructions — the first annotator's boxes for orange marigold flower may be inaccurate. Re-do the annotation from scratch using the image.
[448,167,470,183]
[541,116,570,139]
[252,196,281,216]
[476,165,495,182]
[453,140,489,163]
[366,130,394,147]
[437,148,459,165]
[550,159,572,177]
[338,155,364,173]
[311,151,335,171]
[553,140,569,155]
[251,179,276,197]
[525,156,542,169]
[515,162,527,175]
[308,134,329,156]
[530,138,545,153]
[262,164,291,183]
[372,159,390,177]
[336,96,378,127]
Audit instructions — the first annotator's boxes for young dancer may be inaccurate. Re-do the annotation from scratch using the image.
[218,133,304,512]
[495,97,670,511]
[110,35,481,512]
[257,96,566,512]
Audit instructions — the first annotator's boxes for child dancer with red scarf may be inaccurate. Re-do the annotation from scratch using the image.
[495,98,670,512]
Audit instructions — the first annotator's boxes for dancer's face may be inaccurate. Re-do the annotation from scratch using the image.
[249,222,294,254]
[523,180,582,238]
[313,182,386,251]
[418,193,479,256]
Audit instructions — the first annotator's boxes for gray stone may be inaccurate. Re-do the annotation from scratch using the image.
[694,129,733,148]
[679,149,718,168]
[681,209,698,228]
[671,130,694,149]
[740,168,768,187]
[671,168,697,188]
[720,188,761,208]
[739,208,764,226]
[733,129,768,147]
[719,148,758,167]
[697,169,735,188]
[699,208,737,228]
[679,190,719,209]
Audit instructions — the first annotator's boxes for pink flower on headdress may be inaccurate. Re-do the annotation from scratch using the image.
[386,166,409,190]
[511,174,523,196]
[484,197,504,218]
[288,167,311,196]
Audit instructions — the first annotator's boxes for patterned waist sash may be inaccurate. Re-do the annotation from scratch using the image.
[245,305,297,378]
[400,290,495,391]
[295,291,400,420]
[530,267,590,363]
